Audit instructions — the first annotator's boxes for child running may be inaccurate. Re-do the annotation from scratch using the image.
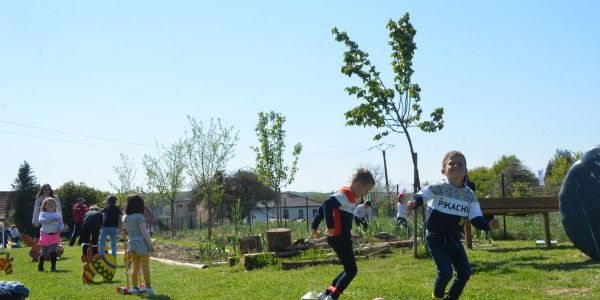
[38,198,64,272]
[407,151,499,300]
[317,168,375,300]
[122,194,155,296]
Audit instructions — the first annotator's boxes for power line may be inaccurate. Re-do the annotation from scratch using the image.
[0,120,156,148]
[0,129,148,153]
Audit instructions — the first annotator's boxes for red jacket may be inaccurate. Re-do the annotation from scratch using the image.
[72,203,89,223]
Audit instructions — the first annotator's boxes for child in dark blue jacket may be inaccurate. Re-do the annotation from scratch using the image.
[315,168,375,300]
[407,151,499,300]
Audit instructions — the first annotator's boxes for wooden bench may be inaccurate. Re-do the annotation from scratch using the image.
[464,197,559,249]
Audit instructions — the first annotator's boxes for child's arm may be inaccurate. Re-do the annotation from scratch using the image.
[138,221,154,252]
[468,202,499,230]
[38,212,53,225]
[310,204,324,238]
[407,186,433,211]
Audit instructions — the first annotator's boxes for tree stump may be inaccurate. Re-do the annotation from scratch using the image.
[239,236,262,255]
[241,252,275,270]
[266,228,291,252]
[227,257,236,267]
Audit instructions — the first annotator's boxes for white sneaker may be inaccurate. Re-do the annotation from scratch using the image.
[145,288,155,296]
[325,296,335,300]
[317,291,329,300]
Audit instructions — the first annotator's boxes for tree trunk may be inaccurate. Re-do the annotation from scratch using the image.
[170,202,176,237]
[266,228,291,252]
[208,194,213,240]
[239,236,262,255]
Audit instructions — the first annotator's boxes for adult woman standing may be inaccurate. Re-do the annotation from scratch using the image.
[32,184,62,237]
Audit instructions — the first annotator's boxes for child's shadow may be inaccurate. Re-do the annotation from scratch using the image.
[49,269,70,273]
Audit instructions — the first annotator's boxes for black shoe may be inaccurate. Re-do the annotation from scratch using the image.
[38,265,44,272]
[51,267,57,272]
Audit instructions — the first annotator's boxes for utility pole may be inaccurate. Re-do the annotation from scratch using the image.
[370,143,394,215]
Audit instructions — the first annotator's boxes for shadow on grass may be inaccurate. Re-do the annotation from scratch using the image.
[471,255,547,275]
[147,296,174,300]
[514,259,600,272]
[478,245,574,253]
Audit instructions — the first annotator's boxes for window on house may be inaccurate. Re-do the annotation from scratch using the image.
[312,209,317,218]
[283,210,289,219]
[298,209,303,219]
[179,204,183,209]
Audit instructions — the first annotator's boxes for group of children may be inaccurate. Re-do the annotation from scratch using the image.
[30,184,156,296]
[312,150,499,300]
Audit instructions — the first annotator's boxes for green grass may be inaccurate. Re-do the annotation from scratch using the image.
[3,239,600,299]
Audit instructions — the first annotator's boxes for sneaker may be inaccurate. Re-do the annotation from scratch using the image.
[324,296,335,300]
[51,267,57,272]
[145,288,155,296]
[130,288,140,295]
[317,291,328,300]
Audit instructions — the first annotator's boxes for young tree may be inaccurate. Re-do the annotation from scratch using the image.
[109,153,138,206]
[491,155,538,197]
[221,169,273,224]
[252,111,302,228]
[10,161,38,236]
[544,149,583,195]
[332,13,444,195]
[143,138,187,237]
[56,181,106,227]
[186,116,238,239]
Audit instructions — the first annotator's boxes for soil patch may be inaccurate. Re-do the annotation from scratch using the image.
[151,244,200,264]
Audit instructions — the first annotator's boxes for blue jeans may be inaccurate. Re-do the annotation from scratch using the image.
[99,227,119,257]
[426,232,471,300]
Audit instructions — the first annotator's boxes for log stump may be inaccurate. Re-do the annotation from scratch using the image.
[227,257,236,267]
[239,236,262,255]
[241,252,275,270]
[266,228,291,252]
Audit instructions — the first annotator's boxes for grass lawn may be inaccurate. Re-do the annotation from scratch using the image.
[3,240,599,299]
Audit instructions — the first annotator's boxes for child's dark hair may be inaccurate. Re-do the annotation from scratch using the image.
[442,150,467,168]
[125,194,145,215]
[365,200,372,206]
[106,195,117,206]
[351,168,375,186]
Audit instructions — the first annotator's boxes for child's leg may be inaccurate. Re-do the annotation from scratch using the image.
[427,236,454,299]
[140,255,151,288]
[327,237,357,299]
[130,252,141,287]
[38,246,46,271]
[447,242,471,300]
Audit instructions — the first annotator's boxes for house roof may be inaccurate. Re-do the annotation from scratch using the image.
[255,192,321,208]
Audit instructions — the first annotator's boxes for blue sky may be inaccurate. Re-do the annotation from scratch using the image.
[1,1,599,193]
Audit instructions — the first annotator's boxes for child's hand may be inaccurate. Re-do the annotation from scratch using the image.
[406,201,417,211]
[310,229,320,239]
[326,228,335,237]
[489,219,499,230]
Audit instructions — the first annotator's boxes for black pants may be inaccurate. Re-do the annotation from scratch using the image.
[326,236,357,297]
[426,233,471,300]
[69,222,83,246]
[79,228,100,256]
[353,216,368,230]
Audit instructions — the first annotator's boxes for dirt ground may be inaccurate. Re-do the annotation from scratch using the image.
[150,244,200,264]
